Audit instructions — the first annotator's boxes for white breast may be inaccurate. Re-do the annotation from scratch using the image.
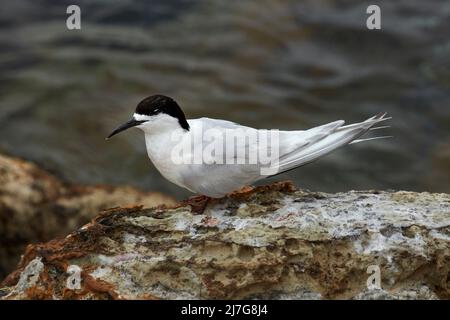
[143,131,190,190]
[137,114,190,190]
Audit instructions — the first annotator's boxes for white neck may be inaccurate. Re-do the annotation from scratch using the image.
[138,113,190,188]
[136,113,183,136]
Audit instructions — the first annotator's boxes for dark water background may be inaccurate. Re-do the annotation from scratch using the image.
[0,0,449,199]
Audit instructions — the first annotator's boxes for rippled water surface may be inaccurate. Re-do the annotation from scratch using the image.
[1,0,449,199]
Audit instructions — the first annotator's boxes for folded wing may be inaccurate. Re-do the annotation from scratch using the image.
[268,113,391,176]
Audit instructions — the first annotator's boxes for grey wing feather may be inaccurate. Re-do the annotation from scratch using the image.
[266,113,391,176]
[181,114,390,196]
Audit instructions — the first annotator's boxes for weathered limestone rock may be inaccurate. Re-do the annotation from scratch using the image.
[1,181,448,300]
[0,153,175,279]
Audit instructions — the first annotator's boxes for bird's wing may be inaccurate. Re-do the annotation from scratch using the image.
[189,117,252,130]
[267,113,391,176]
[276,120,345,160]
[180,115,390,196]
[179,118,263,196]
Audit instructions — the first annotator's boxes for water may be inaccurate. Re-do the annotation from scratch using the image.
[0,0,449,199]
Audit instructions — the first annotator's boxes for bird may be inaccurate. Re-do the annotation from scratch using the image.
[107,94,390,200]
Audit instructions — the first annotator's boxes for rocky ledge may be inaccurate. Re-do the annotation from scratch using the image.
[0,153,175,279]
[1,181,448,300]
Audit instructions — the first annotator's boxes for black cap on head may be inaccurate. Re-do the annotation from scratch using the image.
[135,95,190,131]
[106,94,190,140]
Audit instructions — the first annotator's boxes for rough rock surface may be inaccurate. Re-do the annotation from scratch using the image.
[1,181,448,300]
[0,153,175,279]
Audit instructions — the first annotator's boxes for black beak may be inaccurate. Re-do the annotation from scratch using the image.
[106,119,146,140]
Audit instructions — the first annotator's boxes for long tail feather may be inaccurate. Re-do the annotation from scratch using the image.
[350,135,393,144]
[267,113,391,176]
[369,125,391,131]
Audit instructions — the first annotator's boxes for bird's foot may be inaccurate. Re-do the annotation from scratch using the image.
[184,195,211,214]
[227,185,254,197]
